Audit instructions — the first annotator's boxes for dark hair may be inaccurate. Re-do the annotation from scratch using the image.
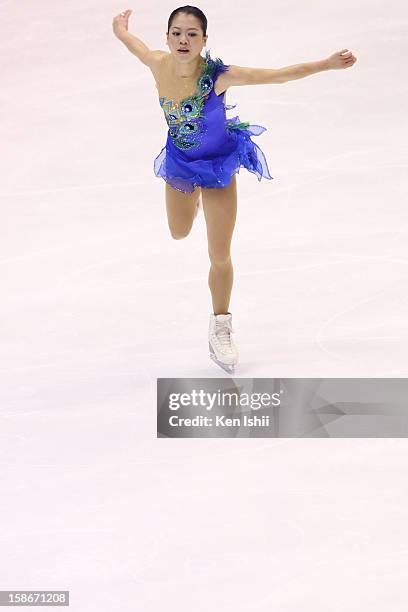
[167,5,208,37]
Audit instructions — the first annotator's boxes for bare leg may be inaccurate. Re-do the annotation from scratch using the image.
[165,183,201,240]
[201,175,237,314]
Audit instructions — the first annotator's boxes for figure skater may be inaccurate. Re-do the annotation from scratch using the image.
[112,5,357,374]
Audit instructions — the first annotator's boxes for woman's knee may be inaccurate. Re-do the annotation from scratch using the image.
[169,225,192,240]
[208,248,232,265]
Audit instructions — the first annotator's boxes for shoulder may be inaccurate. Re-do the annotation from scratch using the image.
[144,50,169,72]
[143,50,169,88]
[211,57,231,96]
[214,64,263,92]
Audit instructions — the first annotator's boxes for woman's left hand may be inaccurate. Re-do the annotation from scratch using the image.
[326,49,357,70]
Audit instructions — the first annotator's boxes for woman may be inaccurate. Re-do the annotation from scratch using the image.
[112,6,357,374]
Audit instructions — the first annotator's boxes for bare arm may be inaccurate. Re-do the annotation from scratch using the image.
[219,49,357,89]
[112,9,165,68]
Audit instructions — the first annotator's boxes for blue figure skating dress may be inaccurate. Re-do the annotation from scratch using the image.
[154,50,273,193]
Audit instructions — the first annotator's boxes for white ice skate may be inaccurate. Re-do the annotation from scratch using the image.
[208,312,239,374]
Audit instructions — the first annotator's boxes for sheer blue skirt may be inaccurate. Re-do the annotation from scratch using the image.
[154,117,273,194]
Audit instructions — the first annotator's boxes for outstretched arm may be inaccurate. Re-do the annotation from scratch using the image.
[222,49,357,87]
[112,9,165,68]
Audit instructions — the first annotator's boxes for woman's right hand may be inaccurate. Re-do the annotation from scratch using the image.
[112,9,132,37]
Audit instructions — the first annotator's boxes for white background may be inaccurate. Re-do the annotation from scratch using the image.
[1,0,408,609]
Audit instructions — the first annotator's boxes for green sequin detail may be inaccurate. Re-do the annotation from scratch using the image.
[159,50,224,151]
[226,120,250,130]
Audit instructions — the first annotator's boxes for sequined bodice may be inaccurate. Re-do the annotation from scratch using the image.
[158,50,230,153]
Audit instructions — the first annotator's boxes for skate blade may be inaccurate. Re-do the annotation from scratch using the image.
[209,351,236,375]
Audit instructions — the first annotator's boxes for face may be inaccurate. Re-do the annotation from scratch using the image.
[166,12,207,61]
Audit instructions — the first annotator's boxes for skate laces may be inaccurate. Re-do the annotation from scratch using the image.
[215,319,234,352]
